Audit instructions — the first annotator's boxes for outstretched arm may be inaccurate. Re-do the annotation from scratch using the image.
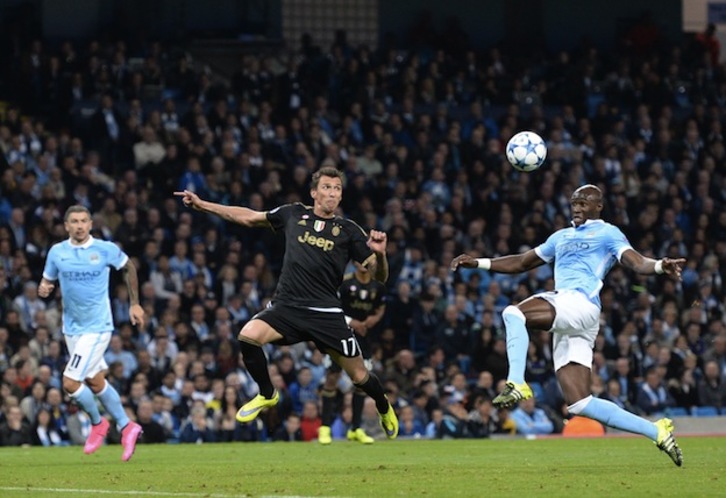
[620,249,685,279]
[173,190,270,228]
[451,249,545,274]
[121,260,146,329]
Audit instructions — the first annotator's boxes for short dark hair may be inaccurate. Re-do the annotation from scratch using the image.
[311,166,343,190]
[64,205,91,221]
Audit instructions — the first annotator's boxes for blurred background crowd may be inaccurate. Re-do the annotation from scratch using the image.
[1,7,726,447]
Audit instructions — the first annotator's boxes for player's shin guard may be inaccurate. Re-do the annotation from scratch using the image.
[351,391,366,430]
[69,384,102,425]
[239,340,275,398]
[354,372,389,413]
[570,395,658,440]
[97,381,130,429]
[320,388,338,426]
[502,306,529,384]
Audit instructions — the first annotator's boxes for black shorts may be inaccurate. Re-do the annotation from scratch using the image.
[328,332,370,373]
[253,303,362,358]
[354,332,371,359]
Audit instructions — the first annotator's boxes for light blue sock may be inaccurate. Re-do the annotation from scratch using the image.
[97,381,130,429]
[502,306,529,384]
[69,384,101,425]
[577,396,658,440]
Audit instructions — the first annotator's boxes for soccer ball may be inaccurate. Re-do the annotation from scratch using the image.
[505,131,547,172]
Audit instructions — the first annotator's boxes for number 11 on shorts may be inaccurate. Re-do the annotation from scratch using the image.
[70,354,82,368]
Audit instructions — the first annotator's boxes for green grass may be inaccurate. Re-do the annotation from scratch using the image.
[0,436,724,497]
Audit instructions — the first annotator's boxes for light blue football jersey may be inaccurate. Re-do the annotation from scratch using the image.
[534,219,632,307]
[42,236,128,335]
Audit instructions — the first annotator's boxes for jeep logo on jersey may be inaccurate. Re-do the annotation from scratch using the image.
[314,220,325,232]
[298,231,335,251]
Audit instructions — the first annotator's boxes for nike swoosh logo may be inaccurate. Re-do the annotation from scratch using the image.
[237,407,262,417]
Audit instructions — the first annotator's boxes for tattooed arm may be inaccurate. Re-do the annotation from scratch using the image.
[122,259,146,329]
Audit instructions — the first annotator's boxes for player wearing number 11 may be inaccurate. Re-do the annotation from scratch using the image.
[39,205,145,461]
[174,167,398,439]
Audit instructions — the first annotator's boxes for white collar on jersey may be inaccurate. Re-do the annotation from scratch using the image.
[570,219,605,229]
[67,235,95,249]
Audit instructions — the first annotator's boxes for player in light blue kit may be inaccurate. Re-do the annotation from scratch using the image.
[39,205,145,461]
[451,185,685,466]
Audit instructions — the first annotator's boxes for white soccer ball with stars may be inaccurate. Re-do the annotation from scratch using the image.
[505,131,547,172]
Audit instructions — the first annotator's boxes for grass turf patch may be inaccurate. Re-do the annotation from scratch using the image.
[0,436,723,497]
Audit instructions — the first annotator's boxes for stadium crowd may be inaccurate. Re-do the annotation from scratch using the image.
[1,18,726,447]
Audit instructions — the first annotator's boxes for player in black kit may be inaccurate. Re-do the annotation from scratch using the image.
[319,261,387,444]
[174,167,398,439]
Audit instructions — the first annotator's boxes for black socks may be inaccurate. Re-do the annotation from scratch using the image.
[354,372,389,414]
[351,391,366,429]
[239,340,274,399]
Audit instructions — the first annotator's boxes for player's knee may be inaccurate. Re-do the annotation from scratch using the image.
[502,305,526,323]
[567,395,593,415]
[237,333,261,347]
[87,376,106,394]
[62,377,81,394]
[348,365,369,385]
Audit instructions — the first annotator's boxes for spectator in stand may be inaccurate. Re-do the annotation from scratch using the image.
[409,291,441,357]
[133,126,166,172]
[694,23,721,68]
[19,380,46,423]
[668,364,699,410]
[179,405,216,444]
[704,335,726,378]
[299,400,322,442]
[104,334,138,380]
[135,399,167,444]
[435,304,475,373]
[466,394,499,438]
[31,407,68,446]
[697,360,726,411]
[330,404,353,440]
[398,404,425,438]
[0,405,32,446]
[510,398,555,436]
[636,367,677,416]
[150,255,183,302]
[273,413,303,442]
[288,366,319,415]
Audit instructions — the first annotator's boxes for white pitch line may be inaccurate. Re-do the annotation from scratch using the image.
[0,488,238,498]
[0,488,344,498]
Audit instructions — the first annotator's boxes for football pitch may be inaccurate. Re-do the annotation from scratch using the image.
[1,436,724,498]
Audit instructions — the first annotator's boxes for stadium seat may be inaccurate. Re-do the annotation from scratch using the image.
[562,416,605,437]
[690,406,719,417]
[666,407,688,417]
